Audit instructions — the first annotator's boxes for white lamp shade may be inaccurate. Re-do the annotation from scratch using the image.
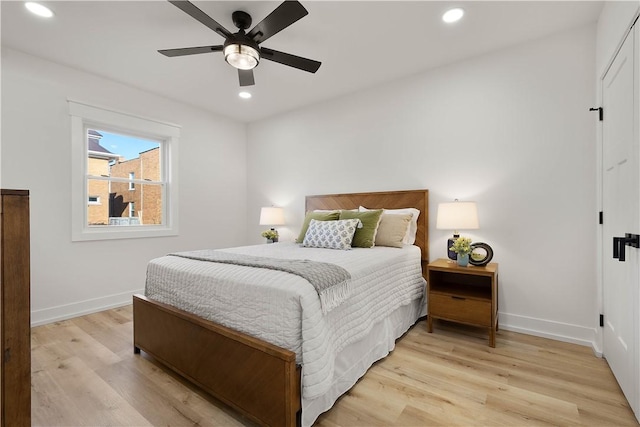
[436,201,479,230]
[259,207,285,226]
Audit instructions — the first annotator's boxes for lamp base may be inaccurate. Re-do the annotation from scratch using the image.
[447,234,459,260]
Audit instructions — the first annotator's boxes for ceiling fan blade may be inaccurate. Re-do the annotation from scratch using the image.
[158,45,223,57]
[238,69,255,87]
[168,1,232,39]
[247,1,308,44]
[260,47,321,73]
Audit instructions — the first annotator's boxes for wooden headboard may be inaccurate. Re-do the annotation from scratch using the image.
[305,189,429,264]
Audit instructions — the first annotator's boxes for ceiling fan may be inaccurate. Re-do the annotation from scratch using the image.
[159,0,322,87]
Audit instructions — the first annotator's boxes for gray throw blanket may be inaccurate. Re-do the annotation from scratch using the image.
[168,250,352,314]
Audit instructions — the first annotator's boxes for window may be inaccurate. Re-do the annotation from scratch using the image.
[70,100,180,241]
[85,129,158,227]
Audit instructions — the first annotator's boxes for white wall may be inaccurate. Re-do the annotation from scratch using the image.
[1,48,248,325]
[247,25,598,347]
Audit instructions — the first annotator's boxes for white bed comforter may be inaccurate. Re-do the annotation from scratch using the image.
[145,242,425,401]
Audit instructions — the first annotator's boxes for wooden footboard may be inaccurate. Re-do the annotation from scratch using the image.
[133,294,301,427]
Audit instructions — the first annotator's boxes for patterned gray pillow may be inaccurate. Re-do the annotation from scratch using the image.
[302,218,361,250]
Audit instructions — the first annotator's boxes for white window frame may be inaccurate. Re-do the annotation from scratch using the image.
[128,172,135,190]
[88,195,101,205]
[69,99,180,241]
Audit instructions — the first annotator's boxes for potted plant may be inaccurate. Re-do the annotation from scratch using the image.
[261,229,279,243]
[449,236,473,267]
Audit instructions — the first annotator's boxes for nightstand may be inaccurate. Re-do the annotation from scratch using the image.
[426,258,499,347]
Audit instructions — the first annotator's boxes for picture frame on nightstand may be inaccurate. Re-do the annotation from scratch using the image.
[469,242,493,266]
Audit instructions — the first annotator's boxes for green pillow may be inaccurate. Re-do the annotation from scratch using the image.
[296,211,340,243]
[339,209,383,248]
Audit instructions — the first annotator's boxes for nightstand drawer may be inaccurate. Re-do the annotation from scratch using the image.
[429,293,491,326]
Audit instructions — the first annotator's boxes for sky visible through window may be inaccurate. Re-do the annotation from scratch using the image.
[98,130,160,161]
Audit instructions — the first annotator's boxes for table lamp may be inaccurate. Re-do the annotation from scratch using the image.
[436,200,479,260]
[259,206,285,242]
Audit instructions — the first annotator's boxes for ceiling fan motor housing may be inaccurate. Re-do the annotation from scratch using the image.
[223,32,260,53]
[231,10,252,30]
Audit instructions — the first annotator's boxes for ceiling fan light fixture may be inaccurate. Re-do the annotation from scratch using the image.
[224,43,260,70]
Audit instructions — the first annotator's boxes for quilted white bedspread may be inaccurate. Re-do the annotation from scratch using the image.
[145,242,425,400]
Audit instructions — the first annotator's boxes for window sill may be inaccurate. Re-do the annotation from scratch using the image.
[72,225,178,242]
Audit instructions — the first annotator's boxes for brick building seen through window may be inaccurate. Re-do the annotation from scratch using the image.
[87,130,162,226]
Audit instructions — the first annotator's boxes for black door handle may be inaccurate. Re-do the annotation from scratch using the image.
[614,237,622,259]
[613,234,640,262]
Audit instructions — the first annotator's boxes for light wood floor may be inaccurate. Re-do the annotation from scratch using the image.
[31,305,638,426]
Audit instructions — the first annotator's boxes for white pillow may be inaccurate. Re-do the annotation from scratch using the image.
[301,218,360,250]
[359,206,420,244]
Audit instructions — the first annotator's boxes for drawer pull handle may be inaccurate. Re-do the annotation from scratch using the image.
[451,296,466,300]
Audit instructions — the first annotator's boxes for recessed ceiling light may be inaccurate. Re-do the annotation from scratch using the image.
[239,91,252,99]
[442,8,464,24]
[25,2,54,18]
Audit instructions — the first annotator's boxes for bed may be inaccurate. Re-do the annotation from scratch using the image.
[133,189,429,426]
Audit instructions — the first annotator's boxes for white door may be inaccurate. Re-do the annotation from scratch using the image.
[602,23,639,419]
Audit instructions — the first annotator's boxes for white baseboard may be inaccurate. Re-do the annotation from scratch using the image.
[31,289,144,327]
[499,311,598,350]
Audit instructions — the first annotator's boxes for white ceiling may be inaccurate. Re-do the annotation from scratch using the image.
[1,1,603,123]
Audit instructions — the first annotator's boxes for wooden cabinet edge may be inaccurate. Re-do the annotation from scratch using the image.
[1,189,31,427]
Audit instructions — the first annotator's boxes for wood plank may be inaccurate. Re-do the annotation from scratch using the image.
[30,308,640,426]
[95,357,248,426]
[31,322,122,372]
[72,309,136,356]
[32,354,151,426]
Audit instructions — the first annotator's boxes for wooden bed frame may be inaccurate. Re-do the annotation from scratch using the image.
[133,189,429,426]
